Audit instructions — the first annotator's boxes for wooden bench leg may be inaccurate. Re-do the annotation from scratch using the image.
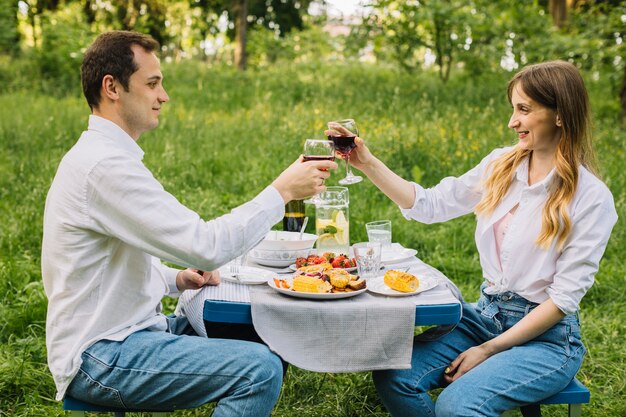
[568,404,582,417]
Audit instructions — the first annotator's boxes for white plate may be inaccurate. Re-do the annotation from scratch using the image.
[218,265,275,285]
[367,274,439,297]
[267,277,367,300]
[381,243,418,264]
[288,264,357,273]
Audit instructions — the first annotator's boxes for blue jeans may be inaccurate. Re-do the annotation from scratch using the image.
[66,316,283,417]
[373,286,585,417]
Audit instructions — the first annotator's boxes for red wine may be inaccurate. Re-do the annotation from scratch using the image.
[328,135,356,157]
[303,155,336,162]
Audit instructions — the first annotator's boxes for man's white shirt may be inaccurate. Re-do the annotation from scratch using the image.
[42,115,284,399]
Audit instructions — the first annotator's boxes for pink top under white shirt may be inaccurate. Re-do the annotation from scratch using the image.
[494,209,515,272]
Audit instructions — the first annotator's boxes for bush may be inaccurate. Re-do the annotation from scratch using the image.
[0,0,19,55]
[36,4,92,95]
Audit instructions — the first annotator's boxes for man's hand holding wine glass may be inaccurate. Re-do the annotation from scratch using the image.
[272,156,337,203]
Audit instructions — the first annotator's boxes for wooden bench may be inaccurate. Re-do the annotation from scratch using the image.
[519,378,590,417]
[63,378,589,416]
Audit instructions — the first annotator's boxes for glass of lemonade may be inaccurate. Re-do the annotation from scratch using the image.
[315,186,349,253]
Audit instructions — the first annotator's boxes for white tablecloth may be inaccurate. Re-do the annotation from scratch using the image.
[250,256,461,372]
[176,255,462,368]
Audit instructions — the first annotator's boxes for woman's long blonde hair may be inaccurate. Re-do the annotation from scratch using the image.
[475,61,597,250]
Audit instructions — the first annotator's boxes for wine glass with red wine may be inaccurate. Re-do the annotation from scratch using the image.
[327,119,362,185]
[303,139,335,205]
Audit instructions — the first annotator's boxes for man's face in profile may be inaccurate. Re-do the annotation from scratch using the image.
[116,44,169,139]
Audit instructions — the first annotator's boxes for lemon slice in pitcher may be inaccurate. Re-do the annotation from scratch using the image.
[332,210,349,245]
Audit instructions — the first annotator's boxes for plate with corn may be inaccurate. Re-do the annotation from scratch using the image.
[367,270,439,297]
[269,271,367,300]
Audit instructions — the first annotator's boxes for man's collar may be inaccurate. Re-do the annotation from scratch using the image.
[88,115,144,160]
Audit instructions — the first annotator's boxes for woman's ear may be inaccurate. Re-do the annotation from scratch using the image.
[556,115,562,127]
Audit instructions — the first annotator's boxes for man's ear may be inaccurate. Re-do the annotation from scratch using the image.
[556,115,562,127]
[101,75,120,101]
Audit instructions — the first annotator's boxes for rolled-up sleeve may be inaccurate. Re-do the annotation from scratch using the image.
[399,148,507,223]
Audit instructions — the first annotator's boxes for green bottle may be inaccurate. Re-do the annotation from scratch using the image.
[283,200,305,232]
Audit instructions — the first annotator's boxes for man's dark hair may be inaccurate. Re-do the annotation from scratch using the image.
[81,30,160,111]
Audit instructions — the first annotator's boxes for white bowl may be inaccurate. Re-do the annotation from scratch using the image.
[255,230,318,250]
[249,231,318,267]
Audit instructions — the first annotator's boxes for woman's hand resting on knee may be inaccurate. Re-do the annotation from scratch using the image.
[443,344,493,383]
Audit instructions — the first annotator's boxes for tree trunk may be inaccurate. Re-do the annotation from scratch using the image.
[549,0,568,28]
[621,62,626,123]
[234,0,248,71]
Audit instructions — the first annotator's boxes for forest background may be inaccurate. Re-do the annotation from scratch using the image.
[0,0,624,416]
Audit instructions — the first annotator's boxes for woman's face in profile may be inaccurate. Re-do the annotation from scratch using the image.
[507,83,562,155]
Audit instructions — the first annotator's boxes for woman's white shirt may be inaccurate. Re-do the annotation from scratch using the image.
[400,147,618,315]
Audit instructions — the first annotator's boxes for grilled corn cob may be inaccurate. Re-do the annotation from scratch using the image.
[384,270,420,292]
[293,275,332,293]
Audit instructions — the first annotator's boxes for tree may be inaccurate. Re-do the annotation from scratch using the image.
[364,0,468,81]
[196,0,313,70]
[543,1,626,121]
[366,0,538,82]
[549,0,568,27]
[0,0,20,54]
[233,0,247,70]
[20,0,62,47]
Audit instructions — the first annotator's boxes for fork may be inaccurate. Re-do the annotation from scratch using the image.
[228,263,241,282]
[229,251,249,281]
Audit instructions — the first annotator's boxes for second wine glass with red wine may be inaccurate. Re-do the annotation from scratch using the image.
[327,119,362,185]
[303,139,335,205]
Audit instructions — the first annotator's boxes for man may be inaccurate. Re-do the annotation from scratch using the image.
[42,30,336,416]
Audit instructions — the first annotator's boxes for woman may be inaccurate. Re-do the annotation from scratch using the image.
[351,61,617,416]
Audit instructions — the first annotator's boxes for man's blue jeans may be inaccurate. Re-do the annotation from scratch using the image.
[373,286,585,417]
[66,316,283,417]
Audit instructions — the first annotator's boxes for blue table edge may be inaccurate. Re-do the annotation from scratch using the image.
[204,299,461,326]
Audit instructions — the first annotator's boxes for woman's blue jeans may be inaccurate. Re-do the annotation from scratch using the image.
[372,286,585,417]
[66,316,283,417]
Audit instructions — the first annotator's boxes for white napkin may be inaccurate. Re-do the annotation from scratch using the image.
[175,281,252,337]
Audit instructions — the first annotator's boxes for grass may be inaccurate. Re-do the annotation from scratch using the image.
[0,60,624,416]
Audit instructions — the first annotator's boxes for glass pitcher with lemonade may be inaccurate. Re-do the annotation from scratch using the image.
[315,187,349,254]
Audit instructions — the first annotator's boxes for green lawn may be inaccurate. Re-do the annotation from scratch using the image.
[0,61,624,416]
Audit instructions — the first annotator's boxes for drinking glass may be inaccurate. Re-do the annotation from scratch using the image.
[303,139,335,205]
[327,119,363,185]
[366,220,392,247]
[353,242,382,280]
